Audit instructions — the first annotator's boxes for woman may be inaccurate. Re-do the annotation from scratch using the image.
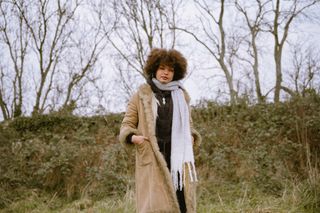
[119,48,201,213]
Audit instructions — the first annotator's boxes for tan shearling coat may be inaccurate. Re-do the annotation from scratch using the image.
[119,83,201,213]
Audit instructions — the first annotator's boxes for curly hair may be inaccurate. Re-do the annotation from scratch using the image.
[143,48,187,81]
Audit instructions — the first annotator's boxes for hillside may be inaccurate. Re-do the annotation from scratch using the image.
[0,95,319,212]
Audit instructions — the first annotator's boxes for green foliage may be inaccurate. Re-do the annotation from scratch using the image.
[0,113,126,209]
[8,114,81,133]
[193,95,320,198]
[1,94,320,211]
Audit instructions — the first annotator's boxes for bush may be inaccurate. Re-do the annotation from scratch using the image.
[1,95,320,210]
[193,96,320,197]
[0,113,128,209]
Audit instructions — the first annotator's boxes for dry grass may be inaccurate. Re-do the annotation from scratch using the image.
[2,176,319,213]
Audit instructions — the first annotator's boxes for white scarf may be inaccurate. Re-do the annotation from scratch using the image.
[152,78,198,191]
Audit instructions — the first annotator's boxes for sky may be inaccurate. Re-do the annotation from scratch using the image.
[1,0,320,119]
[97,0,320,114]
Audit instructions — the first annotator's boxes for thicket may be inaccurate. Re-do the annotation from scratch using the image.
[193,93,320,211]
[0,93,319,211]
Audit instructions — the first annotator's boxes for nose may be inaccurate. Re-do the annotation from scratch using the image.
[163,68,170,74]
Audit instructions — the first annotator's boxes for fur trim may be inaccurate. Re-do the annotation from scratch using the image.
[119,126,140,148]
[192,128,202,146]
[138,84,181,211]
[151,93,158,123]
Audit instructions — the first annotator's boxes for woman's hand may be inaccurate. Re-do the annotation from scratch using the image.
[132,135,148,145]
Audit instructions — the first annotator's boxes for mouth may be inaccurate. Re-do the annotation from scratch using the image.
[161,76,168,80]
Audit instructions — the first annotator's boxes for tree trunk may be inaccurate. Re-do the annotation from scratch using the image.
[274,45,282,103]
[0,90,9,120]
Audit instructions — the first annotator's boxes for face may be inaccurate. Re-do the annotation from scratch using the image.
[155,64,174,84]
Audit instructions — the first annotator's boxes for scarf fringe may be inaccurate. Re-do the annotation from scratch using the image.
[172,162,198,191]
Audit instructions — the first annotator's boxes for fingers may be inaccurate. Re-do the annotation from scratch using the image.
[137,136,145,144]
[139,136,149,144]
[132,135,148,144]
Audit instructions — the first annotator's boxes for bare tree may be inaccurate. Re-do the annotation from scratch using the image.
[0,0,109,119]
[0,0,29,118]
[285,44,320,97]
[95,0,183,99]
[268,0,318,103]
[60,21,107,112]
[0,65,10,120]
[235,0,272,103]
[12,0,84,115]
[173,0,239,104]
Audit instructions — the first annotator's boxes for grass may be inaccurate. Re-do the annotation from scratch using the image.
[1,190,135,213]
[1,179,318,213]
[1,100,319,212]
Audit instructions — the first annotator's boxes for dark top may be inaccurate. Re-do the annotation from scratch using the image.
[149,81,174,169]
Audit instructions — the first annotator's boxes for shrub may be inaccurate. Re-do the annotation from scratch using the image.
[193,96,320,197]
[1,94,320,210]
[0,113,128,209]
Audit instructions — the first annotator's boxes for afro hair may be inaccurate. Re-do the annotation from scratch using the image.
[143,48,187,81]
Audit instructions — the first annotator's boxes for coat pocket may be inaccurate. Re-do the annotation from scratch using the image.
[136,140,152,166]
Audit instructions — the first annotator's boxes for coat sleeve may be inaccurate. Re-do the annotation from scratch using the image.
[119,92,141,149]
